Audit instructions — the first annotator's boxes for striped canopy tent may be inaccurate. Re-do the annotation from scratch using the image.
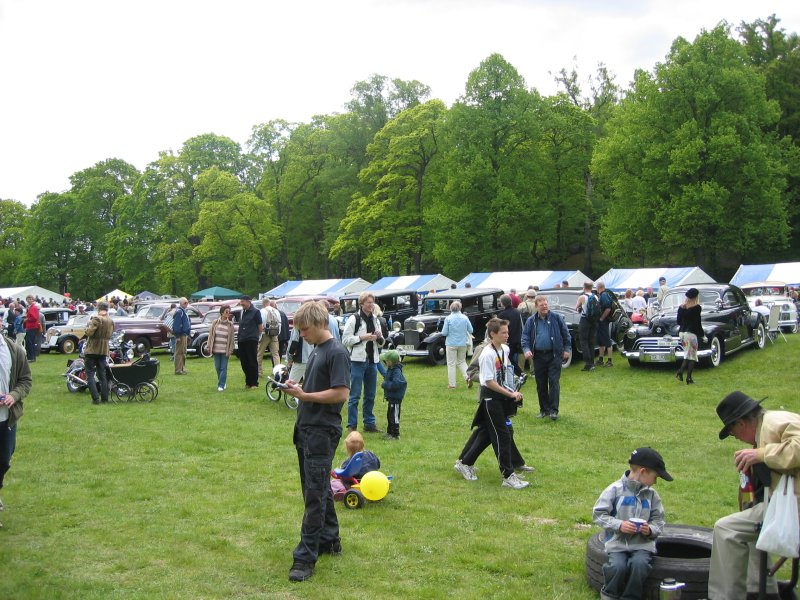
[368,274,456,293]
[595,267,716,293]
[457,270,589,292]
[730,262,800,287]
[264,278,371,298]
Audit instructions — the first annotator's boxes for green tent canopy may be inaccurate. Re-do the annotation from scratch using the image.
[189,286,244,300]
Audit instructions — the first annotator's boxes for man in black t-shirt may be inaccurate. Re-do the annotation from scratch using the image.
[238,296,262,389]
[283,301,351,583]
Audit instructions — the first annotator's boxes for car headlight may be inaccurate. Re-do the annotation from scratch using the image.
[626,329,637,339]
[415,322,425,332]
[392,321,401,332]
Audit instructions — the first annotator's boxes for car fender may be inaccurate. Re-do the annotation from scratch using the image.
[423,331,443,346]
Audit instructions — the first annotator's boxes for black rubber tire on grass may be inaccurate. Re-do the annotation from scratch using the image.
[585,524,712,600]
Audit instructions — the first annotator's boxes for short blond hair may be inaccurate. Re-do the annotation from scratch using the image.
[358,291,375,305]
[293,300,330,329]
[344,430,365,457]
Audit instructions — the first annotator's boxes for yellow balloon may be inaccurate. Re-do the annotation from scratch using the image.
[359,470,390,501]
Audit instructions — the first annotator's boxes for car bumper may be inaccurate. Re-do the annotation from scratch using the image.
[622,339,713,363]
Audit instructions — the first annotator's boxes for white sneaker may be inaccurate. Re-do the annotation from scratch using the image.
[217,386,224,392]
[454,460,478,481]
[516,464,535,473]
[502,473,530,489]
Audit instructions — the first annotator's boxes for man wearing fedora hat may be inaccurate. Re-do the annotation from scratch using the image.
[708,391,800,599]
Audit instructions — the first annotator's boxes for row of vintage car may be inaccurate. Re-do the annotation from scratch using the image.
[40,281,798,371]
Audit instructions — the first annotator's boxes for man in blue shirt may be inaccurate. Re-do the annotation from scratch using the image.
[522,295,571,421]
[172,297,191,375]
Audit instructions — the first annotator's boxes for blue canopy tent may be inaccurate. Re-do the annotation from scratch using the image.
[368,274,456,293]
[457,270,589,291]
[730,262,800,287]
[596,267,715,292]
[264,278,371,298]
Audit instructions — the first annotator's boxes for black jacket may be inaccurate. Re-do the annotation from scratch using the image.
[497,307,523,349]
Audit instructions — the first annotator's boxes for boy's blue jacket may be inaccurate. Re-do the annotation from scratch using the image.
[592,471,665,554]
[381,363,407,402]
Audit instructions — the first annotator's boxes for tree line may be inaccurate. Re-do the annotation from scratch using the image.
[2,17,798,299]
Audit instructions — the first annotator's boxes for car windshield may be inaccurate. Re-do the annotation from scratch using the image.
[277,300,302,314]
[661,290,721,310]
[66,314,91,327]
[539,292,580,310]
[742,285,786,297]
[340,299,358,316]
[135,305,167,319]
[423,296,483,314]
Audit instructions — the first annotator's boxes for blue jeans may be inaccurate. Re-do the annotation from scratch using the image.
[293,426,341,564]
[533,350,562,415]
[0,420,17,489]
[347,361,377,428]
[213,353,229,389]
[85,354,109,403]
[602,549,652,600]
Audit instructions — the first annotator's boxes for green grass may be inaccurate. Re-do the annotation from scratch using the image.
[2,338,799,599]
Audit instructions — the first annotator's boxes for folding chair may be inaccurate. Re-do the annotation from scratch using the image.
[767,304,787,343]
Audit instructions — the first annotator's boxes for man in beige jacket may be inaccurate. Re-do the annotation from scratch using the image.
[84,301,115,404]
[709,390,800,599]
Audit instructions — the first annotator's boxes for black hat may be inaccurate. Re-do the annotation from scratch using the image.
[685,288,699,299]
[628,447,673,481]
[659,277,667,283]
[716,391,766,440]
[240,295,252,302]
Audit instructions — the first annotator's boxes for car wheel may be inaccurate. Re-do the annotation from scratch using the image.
[585,524,712,599]
[135,337,151,352]
[427,338,446,366]
[754,322,766,350]
[59,337,77,354]
[701,336,723,368]
[198,339,211,358]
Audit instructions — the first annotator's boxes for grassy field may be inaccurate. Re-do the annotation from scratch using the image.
[1,337,799,600]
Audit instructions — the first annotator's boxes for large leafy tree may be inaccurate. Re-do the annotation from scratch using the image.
[430,54,544,276]
[594,25,790,271]
[0,199,29,284]
[330,99,446,276]
[19,193,76,294]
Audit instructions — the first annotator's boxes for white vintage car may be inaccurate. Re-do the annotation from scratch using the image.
[739,281,798,333]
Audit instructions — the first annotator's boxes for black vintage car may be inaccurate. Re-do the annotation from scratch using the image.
[339,288,419,331]
[621,283,766,368]
[534,288,633,368]
[387,288,503,365]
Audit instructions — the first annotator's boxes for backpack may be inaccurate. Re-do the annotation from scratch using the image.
[585,293,600,322]
[266,309,279,337]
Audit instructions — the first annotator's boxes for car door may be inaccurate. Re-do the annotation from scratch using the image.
[722,288,744,350]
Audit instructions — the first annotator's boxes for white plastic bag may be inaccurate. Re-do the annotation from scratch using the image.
[756,474,800,558]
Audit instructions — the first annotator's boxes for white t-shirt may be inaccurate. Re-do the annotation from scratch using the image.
[478,342,513,390]
[631,296,647,311]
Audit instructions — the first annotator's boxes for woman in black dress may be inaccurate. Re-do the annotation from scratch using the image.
[676,288,702,384]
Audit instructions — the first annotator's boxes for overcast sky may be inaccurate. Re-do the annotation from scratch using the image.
[1,0,799,206]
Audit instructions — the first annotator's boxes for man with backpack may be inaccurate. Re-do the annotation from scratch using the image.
[575,281,599,372]
[595,281,616,368]
[258,298,281,376]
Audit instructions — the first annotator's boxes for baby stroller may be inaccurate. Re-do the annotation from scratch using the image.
[108,351,160,403]
[265,363,298,409]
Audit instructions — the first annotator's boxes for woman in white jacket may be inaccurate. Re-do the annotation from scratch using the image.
[342,292,383,433]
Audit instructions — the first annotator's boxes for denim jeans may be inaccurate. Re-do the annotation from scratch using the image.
[293,426,341,564]
[85,354,109,402]
[579,317,597,367]
[602,550,652,600]
[25,329,37,361]
[0,420,16,489]
[347,361,377,428]
[533,350,562,414]
[213,353,229,389]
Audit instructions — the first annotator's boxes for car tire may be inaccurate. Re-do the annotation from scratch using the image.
[427,338,447,366]
[135,337,151,352]
[627,358,641,367]
[585,524,712,599]
[59,337,77,354]
[701,336,723,368]
[198,338,211,358]
[754,322,766,350]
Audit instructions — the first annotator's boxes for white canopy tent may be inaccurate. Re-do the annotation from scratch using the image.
[457,270,589,291]
[0,285,68,304]
[730,263,800,287]
[263,278,371,298]
[368,274,456,293]
[96,288,133,302]
[595,267,716,292]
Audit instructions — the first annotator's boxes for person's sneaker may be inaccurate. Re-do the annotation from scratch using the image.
[536,411,547,418]
[454,460,477,481]
[581,365,595,372]
[516,464,535,473]
[318,540,342,556]
[288,560,314,582]
[550,411,559,421]
[595,359,604,366]
[217,386,224,392]
[502,473,530,489]
[604,360,613,368]
[363,425,381,433]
